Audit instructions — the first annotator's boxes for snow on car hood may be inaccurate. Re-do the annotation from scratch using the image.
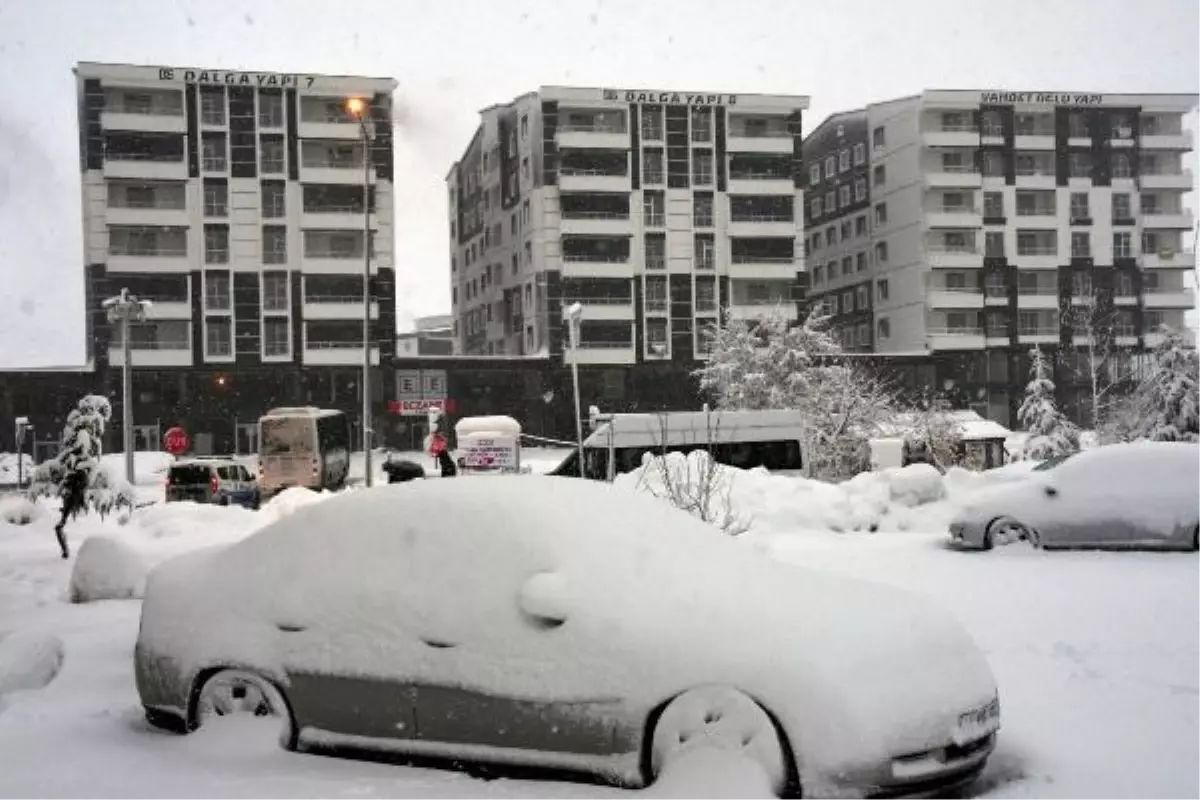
[139,476,998,777]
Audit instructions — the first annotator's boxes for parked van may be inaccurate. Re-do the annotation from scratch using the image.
[547,408,808,481]
[166,457,259,508]
[258,407,351,496]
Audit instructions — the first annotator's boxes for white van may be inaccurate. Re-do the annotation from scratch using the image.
[547,408,809,481]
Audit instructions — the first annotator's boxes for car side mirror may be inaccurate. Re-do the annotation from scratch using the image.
[518,572,569,630]
[1044,484,1058,498]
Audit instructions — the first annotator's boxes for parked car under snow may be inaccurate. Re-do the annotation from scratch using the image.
[135,477,1001,797]
[949,442,1200,551]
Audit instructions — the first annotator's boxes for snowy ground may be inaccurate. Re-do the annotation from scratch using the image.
[0,454,1194,798]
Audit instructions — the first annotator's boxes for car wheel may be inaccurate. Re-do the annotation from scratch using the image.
[219,495,230,507]
[193,668,296,750]
[987,518,1036,548]
[649,686,789,796]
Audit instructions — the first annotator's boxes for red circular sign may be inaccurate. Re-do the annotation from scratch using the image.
[163,426,190,455]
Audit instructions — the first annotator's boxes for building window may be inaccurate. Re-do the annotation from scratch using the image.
[204,224,229,264]
[643,149,665,184]
[260,136,285,174]
[984,191,1003,219]
[985,232,1004,257]
[841,220,852,240]
[645,233,665,270]
[694,235,715,270]
[810,197,822,218]
[825,227,836,247]
[643,191,665,227]
[981,111,1003,137]
[1112,154,1132,179]
[1113,232,1133,259]
[520,115,529,139]
[695,278,717,311]
[262,180,286,218]
[202,132,227,172]
[641,105,663,140]
[838,149,850,173]
[874,242,888,264]
[855,215,867,235]
[690,107,712,142]
[1068,152,1093,179]
[1071,232,1091,258]
[205,316,231,357]
[822,155,834,178]
[263,225,287,264]
[809,164,820,186]
[263,317,289,357]
[512,253,519,275]
[876,278,889,301]
[200,87,225,125]
[262,271,289,312]
[258,92,284,127]
[694,192,714,227]
[203,179,228,217]
[692,150,713,187]
[854,178,866,202]
[877,317,890,338]
[981,151,1004,177]
[872,164,885,187]
[1112,193,1132,221]
[204,271,231,311]
[872,125,886,150]
[874,203,888,225]
[839,185,851,207]
[825,191,836,213]
[856,252,867,272]
[853,142,866,165]
[1071,271,1093,298]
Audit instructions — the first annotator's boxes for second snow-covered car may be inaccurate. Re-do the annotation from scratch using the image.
[136,477,1001,797]
[949,442,1200,551]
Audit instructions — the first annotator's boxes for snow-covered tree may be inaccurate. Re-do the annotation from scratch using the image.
[1060,295,1135,429]
[1017,347,1081,460]
[1124,327,1199,442]
[28,395,134,555]
[902,392,964,472]
[696,309,894,481]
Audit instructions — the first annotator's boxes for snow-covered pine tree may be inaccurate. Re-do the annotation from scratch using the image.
[1017,347,1081,460]
[1126,327,1199,442]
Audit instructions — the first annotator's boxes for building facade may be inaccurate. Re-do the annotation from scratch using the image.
[446,86,810,365]
[73,62,398,453]
[804,90,1198,424]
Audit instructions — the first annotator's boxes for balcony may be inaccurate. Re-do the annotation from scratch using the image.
[925,167,982,189]
[298,105,364,140]
[926,205,982,228]
[557,123,629,150]
[1014,206,1058,230]
[299,159,374,186]
[984,286,1009,305]
[727,176,795,195]
[1142,210,1194,230]
[302,207,379,231]
[1014,133,1055,150]
[107,340,192,367]
[729,254,796,280]
[728,302,798,321]
[1142,288,1196,310]
[142,301,192,320]
[923,125,978,148]
[302,254,379,275]
[106,202,188,228]
[927,287,984,309]
[727,214,796,238]
[727,127,793,154]
[1014,169,1056,189]
[563,341,637,365]
[302,296,381,320]
[1113,291,1138,306]
[1140,168,1193,190]
[1017,287,1059,309]
[559,169,631,193]
[561,297,636,321]
[1014,247,1059,269]
[1141,131,1194,150]
[1143,249,1195,269]
[559,212,632,236]
[1144,329,1197,348]
[302,342,382,366]
[101,108,186,134]
[103,154,187,181]
[107,249,189,274]
[927,328,986,350]
[560,254,634,279]
[926,246,983,269]
[1018,327,1060,345]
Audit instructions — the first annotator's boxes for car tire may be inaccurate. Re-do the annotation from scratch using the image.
[219,495,229,507]
[648,685,789,797]
[987,518,1035,549]
[192,668,297,750]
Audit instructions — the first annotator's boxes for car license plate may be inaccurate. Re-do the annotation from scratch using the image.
[954,697,1000,744]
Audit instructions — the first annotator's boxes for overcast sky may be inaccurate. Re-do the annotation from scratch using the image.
[0,0,1196,368]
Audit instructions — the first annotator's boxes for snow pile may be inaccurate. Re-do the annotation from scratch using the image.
[0,630,64,697]
[258,486,335,522]
[0,494,39,526]
[98,451,175,486]
[0,452,34,485]
[68,536,147,603]
[884,463,944,505]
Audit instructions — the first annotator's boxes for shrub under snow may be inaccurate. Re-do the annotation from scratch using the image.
[68,536,147,604]
[0,631,65,696]
[0,495,39,526]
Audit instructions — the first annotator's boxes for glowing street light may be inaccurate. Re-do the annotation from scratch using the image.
[345,95,375,486]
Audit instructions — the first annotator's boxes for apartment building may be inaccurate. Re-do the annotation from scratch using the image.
[74,62,397,453]
[447,86,810,365]
[804,90,1198,424]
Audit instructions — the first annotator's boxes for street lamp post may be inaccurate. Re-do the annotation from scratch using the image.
[346,96,375,487]
[14,417,31,489]
[562,303,585,475]
[103,288,151,484]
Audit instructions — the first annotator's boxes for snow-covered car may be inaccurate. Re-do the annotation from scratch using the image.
[949,442,1200,551]
[135,477,1001,797]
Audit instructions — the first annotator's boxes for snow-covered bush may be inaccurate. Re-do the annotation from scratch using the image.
[634,450,751,536]
[68,536,147,603]
[1125,328,1199,443]
[0,631,65,696]
[1017,347,1081,460]
[696,309,894,482]
[901,394,964,471]
[0,495,39,526]
[886,463,945,506]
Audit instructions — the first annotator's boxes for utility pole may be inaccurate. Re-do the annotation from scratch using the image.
[562,303,585,475]
[347,95,376,487]
[103,288,151,484]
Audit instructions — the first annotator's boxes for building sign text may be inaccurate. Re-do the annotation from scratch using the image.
[980,92,1103,106]
[158,67,316,88]
[604,89,737,106]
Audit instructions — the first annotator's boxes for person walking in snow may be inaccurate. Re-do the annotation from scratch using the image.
[436,449,457,477]
[53,469,88,559]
